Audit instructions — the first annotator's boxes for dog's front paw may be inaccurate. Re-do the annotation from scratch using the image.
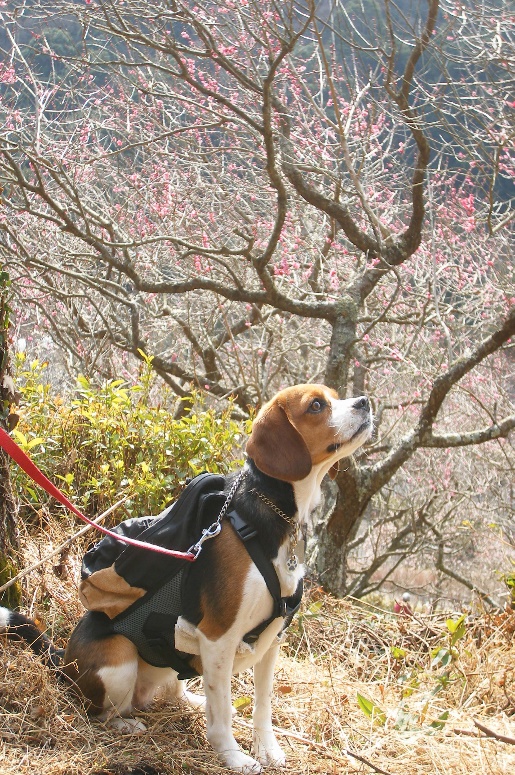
[253,731,286,767]
[106,716,146,734]
[180,689,206,709]
[220,750,262,774]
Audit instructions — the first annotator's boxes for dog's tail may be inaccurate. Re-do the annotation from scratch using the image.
[0,606,64,668]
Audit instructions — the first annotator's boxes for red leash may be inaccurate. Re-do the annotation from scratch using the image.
[0,426,196,561]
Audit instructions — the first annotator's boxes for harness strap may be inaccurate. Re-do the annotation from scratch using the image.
[227,509,303,644]
[107,499,302,672]
[141,612,199,680]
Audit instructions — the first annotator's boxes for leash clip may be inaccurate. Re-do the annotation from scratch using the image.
[189,521,223,559]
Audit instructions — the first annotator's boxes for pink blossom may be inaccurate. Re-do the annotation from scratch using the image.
[0,66,16,84]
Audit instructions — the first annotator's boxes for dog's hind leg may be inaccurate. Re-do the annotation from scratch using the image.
[63,613,142,731]
[156,671,207,709]
[96,656,143,733]
[174,679,206,709]
[133,660,205,710]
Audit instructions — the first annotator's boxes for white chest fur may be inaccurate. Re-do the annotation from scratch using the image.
[272,538,305,598]
[292,458,340,523]
[175,549,304,674]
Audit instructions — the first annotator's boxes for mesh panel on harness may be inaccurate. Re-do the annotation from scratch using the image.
[111,568,193,675]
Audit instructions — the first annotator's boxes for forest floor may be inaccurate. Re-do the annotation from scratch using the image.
[1,520,515,775]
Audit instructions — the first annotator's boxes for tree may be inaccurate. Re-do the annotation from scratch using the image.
[0,0,513,598]
[0,268,21,607]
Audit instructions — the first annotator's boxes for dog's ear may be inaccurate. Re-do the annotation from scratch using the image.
[246,402,312,481]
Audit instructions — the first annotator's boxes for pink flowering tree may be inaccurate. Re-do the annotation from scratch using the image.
[0,0,513,599]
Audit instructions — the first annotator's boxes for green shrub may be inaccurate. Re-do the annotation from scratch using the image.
[12,353,246,520]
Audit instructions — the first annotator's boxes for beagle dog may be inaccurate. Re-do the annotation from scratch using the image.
[0,384,372,773]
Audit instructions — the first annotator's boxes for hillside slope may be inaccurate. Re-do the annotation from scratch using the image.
[2,578,515,775]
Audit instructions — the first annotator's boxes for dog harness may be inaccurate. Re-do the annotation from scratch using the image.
[80,473,303,679]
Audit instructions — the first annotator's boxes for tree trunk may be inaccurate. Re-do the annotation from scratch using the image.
[317,306,367,596]
[0,269,21,608]
[0,449,21,608]
[312,462,370,597]
[324,298,359,395]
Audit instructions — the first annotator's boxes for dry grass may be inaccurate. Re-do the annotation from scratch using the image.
[2,519,515,775]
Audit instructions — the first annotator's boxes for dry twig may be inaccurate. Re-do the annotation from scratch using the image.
[474,719,515,745]
[234,716,394,775]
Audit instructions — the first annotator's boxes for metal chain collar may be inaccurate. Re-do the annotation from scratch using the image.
[250,488,301,572]
[187,472,302,572]
[250,488,296,528]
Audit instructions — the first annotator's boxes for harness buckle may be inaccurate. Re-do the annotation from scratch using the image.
[227,509,258,541]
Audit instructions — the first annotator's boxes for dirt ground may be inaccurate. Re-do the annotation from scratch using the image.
[1,528,515,775]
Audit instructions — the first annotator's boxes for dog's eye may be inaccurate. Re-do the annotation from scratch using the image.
[307,398,325,413]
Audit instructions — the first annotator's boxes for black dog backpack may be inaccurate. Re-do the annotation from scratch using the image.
[79,472,302,679]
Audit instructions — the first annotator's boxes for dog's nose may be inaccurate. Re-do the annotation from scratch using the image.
[353,396,370,412]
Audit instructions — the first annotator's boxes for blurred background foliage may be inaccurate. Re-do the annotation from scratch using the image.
[12,352,246,521]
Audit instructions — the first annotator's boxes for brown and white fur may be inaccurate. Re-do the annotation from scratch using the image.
[0,384,372,773]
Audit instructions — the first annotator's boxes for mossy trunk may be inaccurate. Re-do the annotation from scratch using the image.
[0,444,21,608]
[0,268,21,608]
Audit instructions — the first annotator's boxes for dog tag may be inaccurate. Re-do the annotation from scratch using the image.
[294,538,306,565]
[286,539,305,571]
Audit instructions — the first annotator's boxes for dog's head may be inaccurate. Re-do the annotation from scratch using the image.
[246,384,373,482]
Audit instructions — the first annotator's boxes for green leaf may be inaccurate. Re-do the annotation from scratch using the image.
[390,646,407,660]
[233,696,252,713]
[356,693,386,726]
[431,647,453,668]
[12,430,28,447]
[25,486,38,502]
[428,710,449,733]
[446,614,467,646]
[55,473,75,485]
[137,348,154,365]
[188,460,201,475]
[306,600,324,617]
[446,614,466,634]
[450,623,466,646]
[26,437,45,450]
